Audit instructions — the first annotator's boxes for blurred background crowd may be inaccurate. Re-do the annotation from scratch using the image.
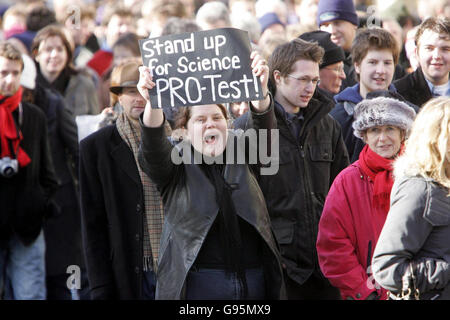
[0,0,448,301]
[0,0,448,113]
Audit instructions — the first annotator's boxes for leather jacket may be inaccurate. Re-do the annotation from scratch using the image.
[139,101,286,299]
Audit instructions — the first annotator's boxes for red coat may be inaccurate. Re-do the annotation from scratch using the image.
[87,50,113,78]
[316,161,389,300]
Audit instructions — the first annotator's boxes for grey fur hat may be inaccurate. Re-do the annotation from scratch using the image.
[352,97,416,139]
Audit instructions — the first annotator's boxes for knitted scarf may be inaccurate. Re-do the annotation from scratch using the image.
[358,144,401,213]
[36,66,72,96]
[0,87,31,167]
[116,112,164,272]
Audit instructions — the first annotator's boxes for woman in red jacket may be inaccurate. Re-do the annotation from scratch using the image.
[316,96,416,300]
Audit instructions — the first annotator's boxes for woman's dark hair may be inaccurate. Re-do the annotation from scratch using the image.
[174,104,228,129]
[31,24,75,73]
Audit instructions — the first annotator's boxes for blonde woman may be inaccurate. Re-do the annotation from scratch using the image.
[372,97,450,300]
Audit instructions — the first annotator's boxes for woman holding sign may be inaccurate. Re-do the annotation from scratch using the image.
[137,51,285,300]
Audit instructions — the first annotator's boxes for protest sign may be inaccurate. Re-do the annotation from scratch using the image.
[139,28,263,109]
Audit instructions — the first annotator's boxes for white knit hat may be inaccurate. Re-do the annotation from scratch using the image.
[352,97,416,139]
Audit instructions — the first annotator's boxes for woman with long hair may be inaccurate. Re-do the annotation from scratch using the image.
[372,97,450,300]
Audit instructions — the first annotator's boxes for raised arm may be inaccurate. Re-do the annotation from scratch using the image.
[138,66,165,128]
[249,51,270,113]
[137,66,178,190]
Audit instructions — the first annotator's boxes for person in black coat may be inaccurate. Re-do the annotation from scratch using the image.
[137,51,286,300]
[38,85,89,300]
[394,17,450,108]
[235,39,349,299]
[79,59,164,300]
[393,67,434,108]
[0,42,58,299]
[20,52,88,300]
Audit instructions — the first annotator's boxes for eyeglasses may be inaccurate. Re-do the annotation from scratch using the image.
[286,74,320,86]
[323,66,345,74]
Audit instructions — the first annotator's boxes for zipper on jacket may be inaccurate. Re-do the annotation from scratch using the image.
[299,139,318,269]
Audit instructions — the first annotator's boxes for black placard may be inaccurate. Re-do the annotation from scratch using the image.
[139,28,263,109]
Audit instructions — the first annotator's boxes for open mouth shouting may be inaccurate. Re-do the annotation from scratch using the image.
[204,134,218,144]
[199,130,227,158]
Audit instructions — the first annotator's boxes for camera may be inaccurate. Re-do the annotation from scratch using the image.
[0,157,19,177]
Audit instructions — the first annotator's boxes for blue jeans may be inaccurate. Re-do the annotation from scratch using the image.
[142,269,156,300]
[0,230,46,300]
[186,267,265,300]
[46,270,90,300]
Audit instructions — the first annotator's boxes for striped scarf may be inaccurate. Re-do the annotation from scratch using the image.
[116,112,164,272]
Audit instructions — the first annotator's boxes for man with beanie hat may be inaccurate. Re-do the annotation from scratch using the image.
[79,59,165,299]
[258,12,286,46]
[317,0,358,52]
[300,30,346,97]
[317,0,358,90]
[259,12,285,35]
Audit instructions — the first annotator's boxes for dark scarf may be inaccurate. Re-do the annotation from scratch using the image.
[0,87,30,167]
[358,144,402,213]
[200,153,249,298]
[37,66,72,96]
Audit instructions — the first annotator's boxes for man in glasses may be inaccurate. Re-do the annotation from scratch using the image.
[234,38,349,299]
[299,30,346,99]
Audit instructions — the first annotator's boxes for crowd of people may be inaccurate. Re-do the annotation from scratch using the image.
[0,0,449,301]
